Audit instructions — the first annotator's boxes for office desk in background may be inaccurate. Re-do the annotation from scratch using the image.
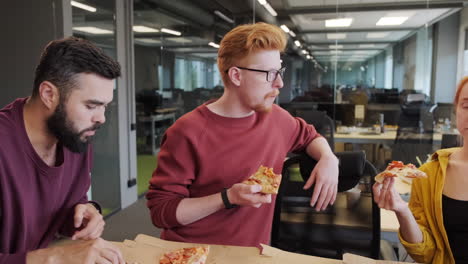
[137,108,178,155]
[335,131,443,145]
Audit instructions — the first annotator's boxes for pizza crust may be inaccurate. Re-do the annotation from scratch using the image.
[243,165,281,194]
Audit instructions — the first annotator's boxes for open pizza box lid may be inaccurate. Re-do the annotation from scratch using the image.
[113,234,413,264]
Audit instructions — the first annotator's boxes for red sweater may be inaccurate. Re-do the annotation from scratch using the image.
[0,98,92,264]
[146,103,319,247]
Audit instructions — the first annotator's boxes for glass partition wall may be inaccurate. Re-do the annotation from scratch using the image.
[129,0,463,197]
[283,0,458,170]
[72,0,122,216]
[133,1,225,195]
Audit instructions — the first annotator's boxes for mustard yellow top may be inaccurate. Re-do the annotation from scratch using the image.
[398,148,460,264]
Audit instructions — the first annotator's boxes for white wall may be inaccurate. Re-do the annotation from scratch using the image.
[375,52,386,88]
[414,27,433,95]
[384,46,394,89]
[457,7,468,82]
[434,12,460,103]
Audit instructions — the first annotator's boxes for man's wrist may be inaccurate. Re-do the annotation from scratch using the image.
[221,188,237,209]
[321,153,339,164]
[87,201,102,215]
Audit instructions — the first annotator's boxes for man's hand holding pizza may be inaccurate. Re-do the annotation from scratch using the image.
[227,184,272,208]
[226,165,281,208]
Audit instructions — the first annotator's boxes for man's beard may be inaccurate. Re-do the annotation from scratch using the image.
[253,90,280,113]
[47,102,101,153]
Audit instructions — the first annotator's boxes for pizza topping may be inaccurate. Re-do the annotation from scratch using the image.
[242,165,281,194]
[159,246,209,264]
[387,160,405,170]
[375,160,427,185]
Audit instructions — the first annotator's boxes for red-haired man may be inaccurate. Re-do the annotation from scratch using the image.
[146,23,339,247]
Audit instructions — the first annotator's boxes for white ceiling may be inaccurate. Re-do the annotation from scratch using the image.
[290,8,450,31]
[284,0,449,7]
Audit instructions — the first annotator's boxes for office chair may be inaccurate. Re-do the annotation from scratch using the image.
[296,109,335,151]
[393,102,435,165]
[441,134,463,148]
[271,151,380,260]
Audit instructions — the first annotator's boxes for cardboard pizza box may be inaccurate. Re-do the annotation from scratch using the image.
[114,234,414,264]
[115,234,341,264]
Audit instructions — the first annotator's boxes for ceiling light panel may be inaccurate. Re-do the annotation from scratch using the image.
[376,16,409,26]
[325,18,353,28]
[73,26,112,34]
[133,26,159,33]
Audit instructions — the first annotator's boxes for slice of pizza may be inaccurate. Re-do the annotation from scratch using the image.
[242,165,281,194]
[159,246,209,264]
[375,161,427,185]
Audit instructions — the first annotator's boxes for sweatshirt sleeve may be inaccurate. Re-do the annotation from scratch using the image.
[146,127,197,229]
[0,253,27,264]
[398,163,436,263]
[285,115,321,153]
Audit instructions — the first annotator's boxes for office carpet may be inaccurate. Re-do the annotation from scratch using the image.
[102,197,161,242]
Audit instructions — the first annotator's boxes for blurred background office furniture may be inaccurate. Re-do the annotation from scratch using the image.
[271,151,380,259]
[392,95,436,165]
[296,109,335,151]
[441,134,464,148]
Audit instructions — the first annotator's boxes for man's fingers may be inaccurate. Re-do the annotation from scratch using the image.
[322,185,335,210]
[104,242,125,264]
[96,257,112,264]
[303,170,317,190]
[88,223,104,240]
[314,186,328,211]
[251,194,271,204]
[74,204,86,228]
[310,182,323,207]
[330,184,338,205]
[249,184,262,193]
[99,248,120,264]
[73,216,100,240]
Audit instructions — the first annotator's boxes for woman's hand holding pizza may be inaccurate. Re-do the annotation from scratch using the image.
[373,177,408,214]
[227,184,272,208]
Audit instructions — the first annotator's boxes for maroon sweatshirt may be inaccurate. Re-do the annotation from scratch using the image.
[0,98,93,264]
[146,103,319,247]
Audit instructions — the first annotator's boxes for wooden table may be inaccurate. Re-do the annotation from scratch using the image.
[335,131,442,144]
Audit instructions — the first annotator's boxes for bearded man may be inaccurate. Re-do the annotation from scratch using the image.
[0,37,124,264]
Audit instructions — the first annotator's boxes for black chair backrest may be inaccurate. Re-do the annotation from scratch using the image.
[299,151,365,192]
[271,151,380,259]
[393,102,435,165]
[296,109,335,151]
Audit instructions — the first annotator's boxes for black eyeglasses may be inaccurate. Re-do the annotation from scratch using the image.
[226,66,286,82]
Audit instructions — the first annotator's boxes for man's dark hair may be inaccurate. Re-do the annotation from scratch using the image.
[32,36,121,99]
